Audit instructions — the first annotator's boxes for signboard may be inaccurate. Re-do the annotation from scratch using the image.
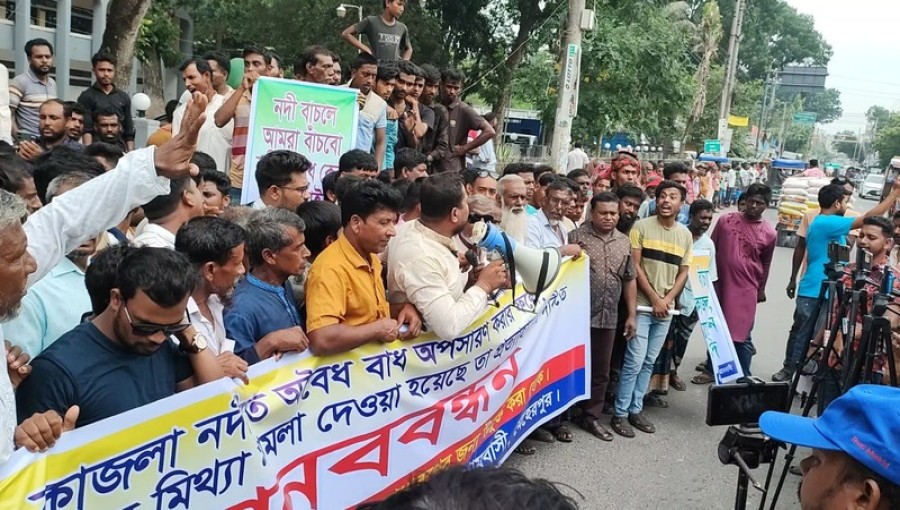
[704,139,721,154]
[563,43,581,119]
[241,77,359,204]
[779,66,827,96]
[0,261,590,509]
[691,250,745,384]
[792,112,818,126]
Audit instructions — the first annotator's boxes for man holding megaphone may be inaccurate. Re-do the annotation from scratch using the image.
[387,173,508,340]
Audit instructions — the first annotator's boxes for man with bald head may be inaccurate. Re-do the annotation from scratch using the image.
[497,174,528,243]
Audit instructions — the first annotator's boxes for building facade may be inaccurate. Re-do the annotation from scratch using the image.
[0,0,191,103]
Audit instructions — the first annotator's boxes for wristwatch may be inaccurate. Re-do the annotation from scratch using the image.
[181,332,208,354]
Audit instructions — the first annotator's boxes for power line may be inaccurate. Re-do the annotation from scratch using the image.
[462,0,569,94]
[829,74,900,88]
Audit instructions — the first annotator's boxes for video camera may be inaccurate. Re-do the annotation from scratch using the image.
[706,379,791,509]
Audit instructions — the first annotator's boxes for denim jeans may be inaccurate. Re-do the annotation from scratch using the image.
[707,337,754,378]
[615,314,670,417]
[783,296,825,371]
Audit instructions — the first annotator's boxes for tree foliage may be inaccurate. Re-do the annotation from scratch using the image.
[718,0,832,81]
[874,112,900,167]
[99,0,835,157]
[135,1,182,67]
[867,105,891,128]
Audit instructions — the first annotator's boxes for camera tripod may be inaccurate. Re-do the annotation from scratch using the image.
[718,425,779,510]
[765,258,899,510]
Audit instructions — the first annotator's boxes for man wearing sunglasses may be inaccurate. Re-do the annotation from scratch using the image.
[16,247,225,429]
[464,169,498,201]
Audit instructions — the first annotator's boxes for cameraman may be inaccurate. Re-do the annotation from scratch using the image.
[818,217,900,410]
[774,181,900,383]
[759,385,899,510]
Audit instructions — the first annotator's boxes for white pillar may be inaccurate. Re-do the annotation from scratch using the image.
[56,0,72,99]
[549,0,585,173]
[91,0,107,53]
[13,0,32,74]
[133,118,158,149]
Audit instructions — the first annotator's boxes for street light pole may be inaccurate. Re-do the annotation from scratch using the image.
[549,0,587,173]
[336,4,364,40]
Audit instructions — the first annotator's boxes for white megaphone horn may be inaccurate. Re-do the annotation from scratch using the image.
[470,221,561,296]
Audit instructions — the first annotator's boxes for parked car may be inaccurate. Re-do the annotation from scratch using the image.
[861,173,884,200]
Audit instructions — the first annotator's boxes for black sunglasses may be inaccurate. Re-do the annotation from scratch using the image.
[469,213,498,224]
[123,305,190,337]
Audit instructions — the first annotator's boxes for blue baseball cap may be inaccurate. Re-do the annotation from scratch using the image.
[760,385,900,485]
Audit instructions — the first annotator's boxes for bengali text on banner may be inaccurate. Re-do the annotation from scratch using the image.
[240,77,359,204]
[0,259,590,510]
[691,249,745,384]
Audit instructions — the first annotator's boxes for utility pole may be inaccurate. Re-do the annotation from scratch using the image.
[549,0,587,173]
[717,0,746,150]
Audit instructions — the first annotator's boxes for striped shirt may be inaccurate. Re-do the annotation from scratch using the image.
[228,90,252,189]
[629,217,693,307]
[9,69,56,138]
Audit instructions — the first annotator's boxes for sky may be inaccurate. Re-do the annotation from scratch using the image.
[784,0,900,134]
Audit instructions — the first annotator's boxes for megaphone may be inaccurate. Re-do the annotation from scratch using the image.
[470,221,561,296]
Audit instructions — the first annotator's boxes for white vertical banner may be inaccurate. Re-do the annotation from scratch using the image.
[565,43,581,118]
[690,249,745,384]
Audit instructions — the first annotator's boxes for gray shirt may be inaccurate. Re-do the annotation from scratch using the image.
[355,15,410,62]
[9,69,57,138]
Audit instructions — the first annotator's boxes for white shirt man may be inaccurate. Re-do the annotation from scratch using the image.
[1,148,173,462]
[0,63,11,143]
[567,146,591,172]
[173,94,232,173]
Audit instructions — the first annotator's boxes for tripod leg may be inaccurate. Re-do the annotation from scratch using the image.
[844,316,873,389]
[884,322,898,387]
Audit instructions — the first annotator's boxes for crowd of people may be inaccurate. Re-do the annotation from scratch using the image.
[0,2,897,506]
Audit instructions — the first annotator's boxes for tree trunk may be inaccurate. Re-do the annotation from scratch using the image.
[141,49,166,119]
[490,13,541,144]
[100,0,153,91]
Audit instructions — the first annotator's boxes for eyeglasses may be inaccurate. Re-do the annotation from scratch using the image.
[470,170,500,180]
[279,184,310,194]
[468,213,498,224]
[122,305,191,337]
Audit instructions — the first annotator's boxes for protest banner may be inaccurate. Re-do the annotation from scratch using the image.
[0,259,590,509]
[691,249,745,384]
[240,77,359,204]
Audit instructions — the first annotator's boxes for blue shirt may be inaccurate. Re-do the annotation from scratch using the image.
[2,258,91,357]
[356,101,387,155]
[15,322,192,428]
[224,274,301,364]
[382,119,398,170]
[798,214,855,298]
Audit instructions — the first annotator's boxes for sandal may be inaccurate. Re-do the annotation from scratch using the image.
[529,428,556,443]
[550,424,574,443]
[610,416,634,438]
[670,372,687,392]
[692,372,715,385]
[644,394,669,408]
[628,412,656,434]
[580,418,614,441]
[514,441,537,455]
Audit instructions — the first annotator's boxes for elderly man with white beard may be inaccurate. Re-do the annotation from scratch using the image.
[497,174,529,243]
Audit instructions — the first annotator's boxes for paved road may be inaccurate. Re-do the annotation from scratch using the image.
[504,198,877,510]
